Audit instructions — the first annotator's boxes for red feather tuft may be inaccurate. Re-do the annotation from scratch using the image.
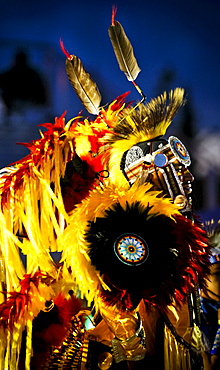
[0,272,49,331]
[59,39,72,60]
[111,5,117,26]
[61,154,104,213]
[33,293,83,346]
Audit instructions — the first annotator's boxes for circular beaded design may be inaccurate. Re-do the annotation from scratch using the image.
[114,233,149,266]
[125,146,144,167]
[169,136,191,166]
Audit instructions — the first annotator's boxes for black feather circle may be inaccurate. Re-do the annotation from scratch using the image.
[85,201,209,310]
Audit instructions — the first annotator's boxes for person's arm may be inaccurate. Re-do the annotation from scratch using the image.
[211,354,220,369]
[202,351,212,370]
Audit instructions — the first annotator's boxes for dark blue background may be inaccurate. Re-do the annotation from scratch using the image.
[0,0,219,125]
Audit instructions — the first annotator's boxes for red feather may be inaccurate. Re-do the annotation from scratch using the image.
[34,293,83,346]
[0,272,49,331]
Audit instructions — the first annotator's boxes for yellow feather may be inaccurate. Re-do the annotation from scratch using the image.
[102,88,185,184]
[75,135,91,157]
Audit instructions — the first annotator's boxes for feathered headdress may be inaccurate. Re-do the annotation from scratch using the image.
[60,8,185,187]
[101,88,185,185]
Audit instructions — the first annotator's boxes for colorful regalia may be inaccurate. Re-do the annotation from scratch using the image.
[200,221,220,366]
[0,8,210,370]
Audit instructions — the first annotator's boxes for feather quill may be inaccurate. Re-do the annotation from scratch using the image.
[60,40,101,115]
[108,19,141,82]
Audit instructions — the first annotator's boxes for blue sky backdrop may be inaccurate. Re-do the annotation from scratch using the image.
[0,0,219,131]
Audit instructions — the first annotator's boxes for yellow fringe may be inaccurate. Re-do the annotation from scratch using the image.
[164,325,191,370]
[25,319,32,370]
[0,123,77,369]
[0,328,6,370]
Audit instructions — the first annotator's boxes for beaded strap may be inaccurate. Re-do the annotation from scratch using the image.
[211,324,220,355]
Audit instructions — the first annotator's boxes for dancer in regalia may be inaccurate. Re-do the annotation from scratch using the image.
[0,8,210,370]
